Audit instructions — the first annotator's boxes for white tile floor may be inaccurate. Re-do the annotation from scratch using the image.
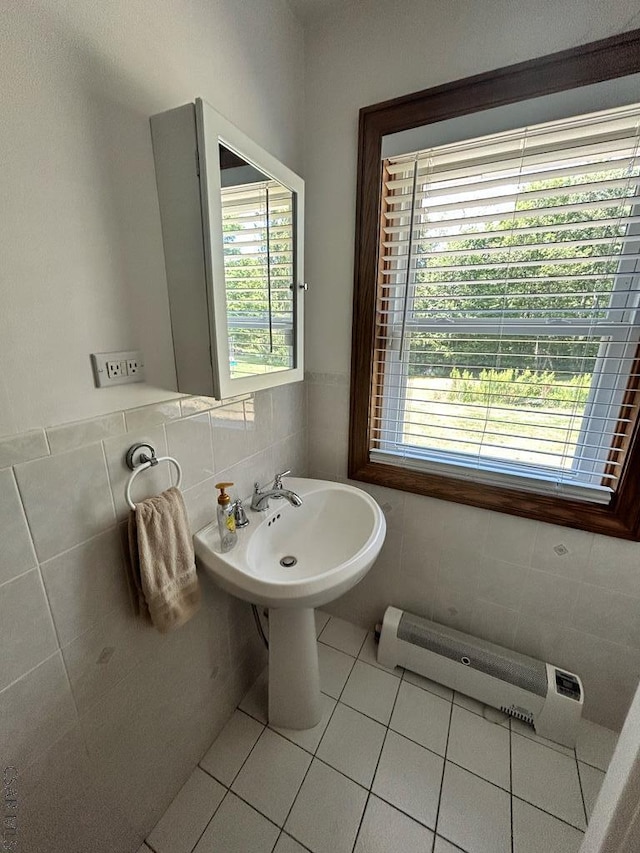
[142,613,618,853]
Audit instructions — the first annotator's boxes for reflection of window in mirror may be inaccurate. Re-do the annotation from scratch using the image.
[219,143,295,379]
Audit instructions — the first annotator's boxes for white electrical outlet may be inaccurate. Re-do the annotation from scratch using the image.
[106,361,124,379]
[91,351,145,387]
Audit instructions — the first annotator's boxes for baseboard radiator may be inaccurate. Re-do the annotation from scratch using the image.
[378,606,583,748]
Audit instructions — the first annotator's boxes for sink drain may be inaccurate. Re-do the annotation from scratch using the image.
[280,555,297,568]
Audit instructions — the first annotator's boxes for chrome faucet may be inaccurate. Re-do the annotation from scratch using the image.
[250,470,303,512]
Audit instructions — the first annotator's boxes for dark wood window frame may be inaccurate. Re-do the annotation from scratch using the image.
[349,28,640,540]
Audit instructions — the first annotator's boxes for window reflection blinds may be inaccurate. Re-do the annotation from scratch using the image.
[221,181,294,374]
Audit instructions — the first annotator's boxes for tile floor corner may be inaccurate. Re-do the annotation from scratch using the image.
[143,612,617,853]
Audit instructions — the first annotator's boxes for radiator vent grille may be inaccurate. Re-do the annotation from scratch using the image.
[398,612,547,697]
[501,705,535,725]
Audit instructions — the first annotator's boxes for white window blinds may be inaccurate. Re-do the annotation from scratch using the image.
[373,103,640,503]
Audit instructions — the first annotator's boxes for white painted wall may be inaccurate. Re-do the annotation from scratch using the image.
[304,0,640,730]
[0,0,303,435]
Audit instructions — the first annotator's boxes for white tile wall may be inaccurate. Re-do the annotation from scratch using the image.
[210,400,252,468]
[308,374,640,730]
[15,442,117,561]
[166,413,215,489]
[0,467,37,583]
[0,388,307,852]
[0,429,49,468]
[40,528,129,645]
[0,653,78,768]
[0,569,58,691]
[124,400,183,433]
[571,584,640,649]
[46,412,126,455]
[19,726,140,853]
[60,600,153,713]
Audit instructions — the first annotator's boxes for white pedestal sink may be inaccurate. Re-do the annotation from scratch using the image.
[194,477,386,729]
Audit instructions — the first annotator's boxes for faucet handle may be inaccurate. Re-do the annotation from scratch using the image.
[231,498,249,528]
[273,470,291,489]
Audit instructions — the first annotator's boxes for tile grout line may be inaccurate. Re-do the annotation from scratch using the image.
[510,794,588,834]
[150,767,228,853]
[273,829,314,853]
[276,632,363,848]
[231,699,589,835]
[0,562,43,592]
[316,625,369,659]
[349,654,404,853]
[184,782,284,853]
[215,754,563,853]
[264,638,551,836]
[201,716,580,845]
[357,655,588,834]
[99,440,118,525]
[509,717,514,853]
[429,694,455,853]
[6,466,72,670]
[201,707,269,790]
[575,748,590,828]
[8,465,39,562]
[188,620,601,850]
[0,649,66,696]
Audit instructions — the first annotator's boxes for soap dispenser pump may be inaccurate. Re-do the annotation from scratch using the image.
[215,482,238,553]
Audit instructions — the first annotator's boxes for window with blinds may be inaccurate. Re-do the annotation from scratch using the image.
[372,103,640,504]
[221,180,295,378]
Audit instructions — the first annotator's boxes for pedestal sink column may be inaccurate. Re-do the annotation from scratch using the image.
[268,607,321,729]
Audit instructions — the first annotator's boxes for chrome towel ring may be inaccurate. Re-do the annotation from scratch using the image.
[125,442,183,511]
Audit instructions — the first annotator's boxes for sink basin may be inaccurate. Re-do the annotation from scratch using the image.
[194,477,386,608]
[194,477,386,729]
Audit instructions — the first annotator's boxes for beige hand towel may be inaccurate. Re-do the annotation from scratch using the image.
[127,487,200,632]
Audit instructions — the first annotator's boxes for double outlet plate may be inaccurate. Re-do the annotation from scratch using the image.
[91,350,145,387]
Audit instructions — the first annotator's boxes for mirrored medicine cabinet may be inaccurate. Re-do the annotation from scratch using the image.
[150,99,305,399]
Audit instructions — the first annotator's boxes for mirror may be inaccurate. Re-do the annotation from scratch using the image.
[219,144,295,379]
[150,99,304,400]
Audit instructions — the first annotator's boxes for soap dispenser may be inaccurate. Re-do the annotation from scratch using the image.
[215,482,238,553]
